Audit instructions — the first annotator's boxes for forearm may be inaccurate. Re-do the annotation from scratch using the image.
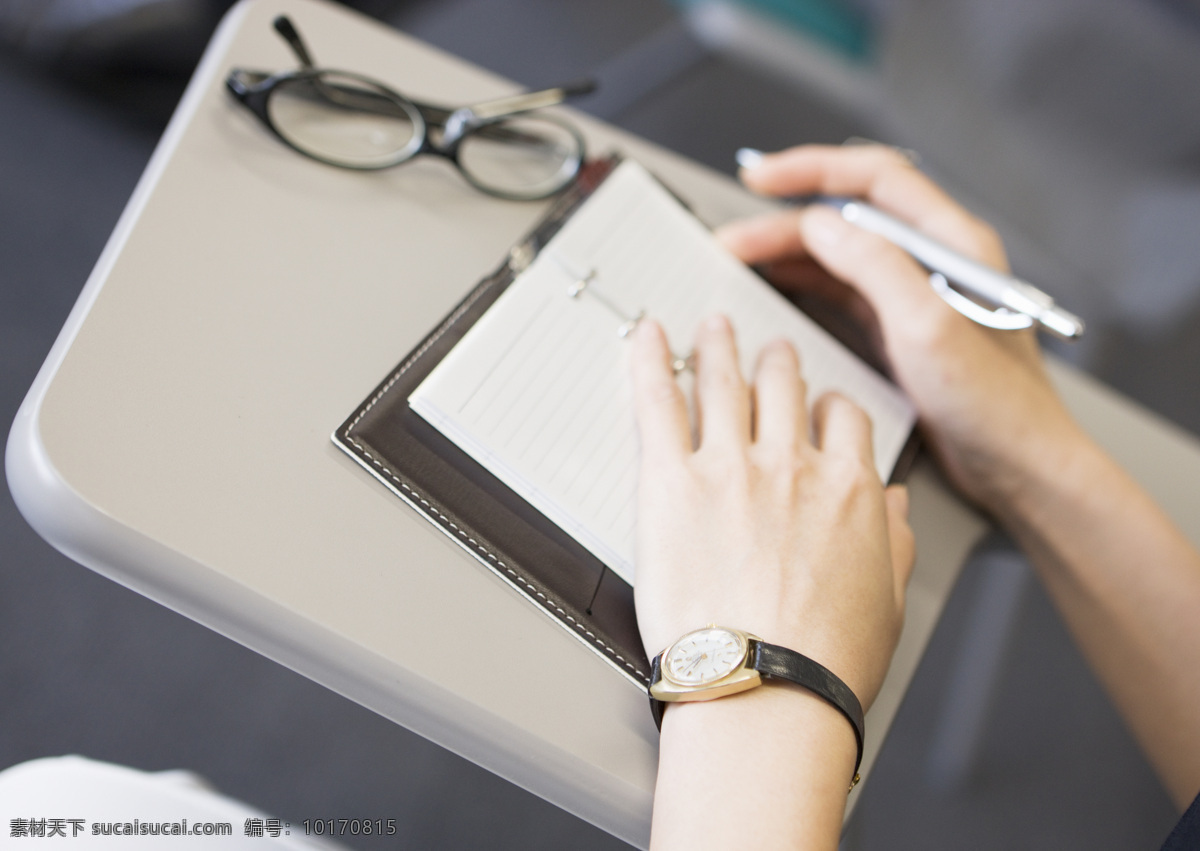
[651,687,857,851]
[994,424,1200,807]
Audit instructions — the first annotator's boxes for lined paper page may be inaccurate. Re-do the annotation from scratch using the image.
[409,160,915,584]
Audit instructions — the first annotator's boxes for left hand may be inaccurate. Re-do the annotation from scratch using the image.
[630,314,915,709]
[715,144,1074,519]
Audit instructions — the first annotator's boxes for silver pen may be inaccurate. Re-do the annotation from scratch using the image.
[735,148,1085,340]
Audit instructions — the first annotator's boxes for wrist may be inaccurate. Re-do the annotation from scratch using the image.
[661,684,858,768]
[652,687,854,850]
[986,418,1108,532]
[649,627,866,787]
[967,404,1092,521]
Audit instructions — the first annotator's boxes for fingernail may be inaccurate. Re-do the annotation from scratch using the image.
[704,313,731,332]
[634,316,661,341]
[735,147,764,170]
[764,338,795,356]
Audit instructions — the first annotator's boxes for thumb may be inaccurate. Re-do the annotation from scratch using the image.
[799,205,952,341]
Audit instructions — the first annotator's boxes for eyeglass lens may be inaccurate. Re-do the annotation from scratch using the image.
[457,116,581,199]
[268,72,420,169]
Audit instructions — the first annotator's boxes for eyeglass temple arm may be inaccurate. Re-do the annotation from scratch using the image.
[273,15,316,69]
[265,16,593,127]
[463,79,596,121]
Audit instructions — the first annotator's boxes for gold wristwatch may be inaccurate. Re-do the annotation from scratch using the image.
[649,625,865,790]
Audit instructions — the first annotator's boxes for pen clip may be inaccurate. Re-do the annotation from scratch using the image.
[929,272,1034,331]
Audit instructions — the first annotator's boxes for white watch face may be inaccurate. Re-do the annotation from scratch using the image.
[663,627,749,686]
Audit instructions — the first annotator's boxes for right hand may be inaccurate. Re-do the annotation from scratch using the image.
[716,145,1084,516]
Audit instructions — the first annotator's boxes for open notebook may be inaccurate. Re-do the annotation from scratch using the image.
[409,160,916,586]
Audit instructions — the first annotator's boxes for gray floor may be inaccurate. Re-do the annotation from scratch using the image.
[2,1,1197,849]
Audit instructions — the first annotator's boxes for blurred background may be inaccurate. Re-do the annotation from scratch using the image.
[3,0,1199,848]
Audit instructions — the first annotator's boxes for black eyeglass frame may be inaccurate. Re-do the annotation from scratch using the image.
[225,16,589,201]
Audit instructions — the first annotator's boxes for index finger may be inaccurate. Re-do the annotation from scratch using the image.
[739,145,1006,267]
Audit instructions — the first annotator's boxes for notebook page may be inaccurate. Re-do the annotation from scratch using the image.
[409,160,916,585]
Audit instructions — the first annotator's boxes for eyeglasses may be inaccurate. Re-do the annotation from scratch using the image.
[226,15,592,201]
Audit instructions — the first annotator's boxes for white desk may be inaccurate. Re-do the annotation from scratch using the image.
[8,0,1200,846]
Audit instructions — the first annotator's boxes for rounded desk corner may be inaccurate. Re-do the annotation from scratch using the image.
[6,387,236,614]
[6,393,113,572]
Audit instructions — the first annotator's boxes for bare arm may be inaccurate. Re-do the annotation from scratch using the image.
[719,144,1200,807]
[996,425,1200,807]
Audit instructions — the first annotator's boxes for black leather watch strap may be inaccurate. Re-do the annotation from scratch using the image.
[750,640,864,779]
[649,638,865,784]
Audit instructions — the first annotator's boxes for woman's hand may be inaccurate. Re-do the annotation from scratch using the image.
[711,145,1200,808]
[716,145,1084,519]
[630,315,914,710]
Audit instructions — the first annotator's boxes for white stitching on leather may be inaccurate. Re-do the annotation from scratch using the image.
[346,278,494,432]
[342,279,647,681]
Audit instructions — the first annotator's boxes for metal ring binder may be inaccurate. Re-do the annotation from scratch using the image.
[547,252,693,373]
